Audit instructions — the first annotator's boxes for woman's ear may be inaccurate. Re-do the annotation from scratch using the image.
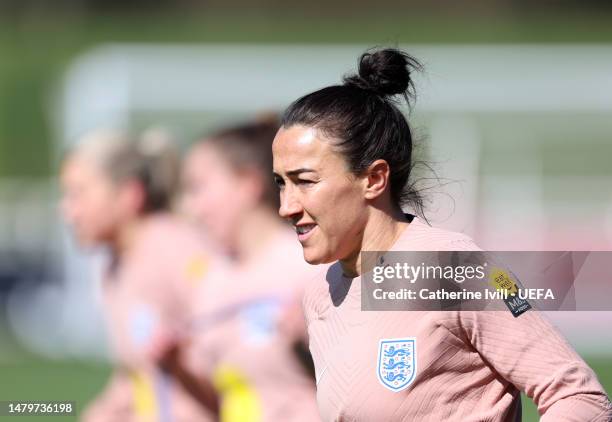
[118,179,147,216]
[237,166,267,208]
[363,159,391,201]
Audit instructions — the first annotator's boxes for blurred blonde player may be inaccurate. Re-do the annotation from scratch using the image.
[177,117,320,422]
[60,129,217,422]
[272,48,612,421]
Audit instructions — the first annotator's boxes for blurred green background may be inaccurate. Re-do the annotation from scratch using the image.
[1,1,612,420]
[3,1,612,178]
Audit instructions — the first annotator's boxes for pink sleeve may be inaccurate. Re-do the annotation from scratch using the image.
[279,291,309,344]
[450,310,611,421]
[81,370,133,422]
[282,266,323,344]
[152,228,211,327]
[443,236,611,419]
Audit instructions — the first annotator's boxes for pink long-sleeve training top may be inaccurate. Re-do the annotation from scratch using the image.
[83,214,216,422]
[186,227,321,422]
[303,215,612,421]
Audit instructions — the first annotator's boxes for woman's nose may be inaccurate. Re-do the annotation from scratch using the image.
[278,187,302,221]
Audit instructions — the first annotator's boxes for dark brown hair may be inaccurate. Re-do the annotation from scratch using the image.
[281,48,425,216]
[199,115,281,210]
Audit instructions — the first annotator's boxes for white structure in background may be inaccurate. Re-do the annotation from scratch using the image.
[7,44,612,359]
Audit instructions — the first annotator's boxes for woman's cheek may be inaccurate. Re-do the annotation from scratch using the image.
[307,183,330,216]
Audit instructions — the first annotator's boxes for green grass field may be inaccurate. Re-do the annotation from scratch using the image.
[0,358,110,422]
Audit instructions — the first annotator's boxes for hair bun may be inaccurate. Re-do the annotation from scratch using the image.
[344,48,421,100]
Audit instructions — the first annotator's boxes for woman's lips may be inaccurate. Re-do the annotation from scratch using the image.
[295,224,317,242]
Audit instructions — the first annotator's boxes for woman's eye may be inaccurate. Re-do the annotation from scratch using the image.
[298,179,315,186]
[274,177,285,188]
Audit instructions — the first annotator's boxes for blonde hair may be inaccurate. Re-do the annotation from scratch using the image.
[69,127,180,213]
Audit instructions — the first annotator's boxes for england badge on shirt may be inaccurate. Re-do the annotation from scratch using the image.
[377,338,417,392]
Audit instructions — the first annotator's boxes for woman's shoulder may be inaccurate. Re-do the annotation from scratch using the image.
[394,216,481,252]
[300,261,346,320]
[135,213,220,286]
[137,213,220,258]
[139,213,205,245]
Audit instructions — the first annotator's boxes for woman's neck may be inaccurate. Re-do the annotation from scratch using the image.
[340,206,409,278]
[110,216,146,264]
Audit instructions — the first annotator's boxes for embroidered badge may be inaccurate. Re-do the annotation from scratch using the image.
[377,338,417,392]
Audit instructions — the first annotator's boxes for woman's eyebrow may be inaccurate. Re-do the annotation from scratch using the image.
[286,168,317,176]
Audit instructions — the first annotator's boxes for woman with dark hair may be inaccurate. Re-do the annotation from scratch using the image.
[272,48,611,421]
[175,117,320,422]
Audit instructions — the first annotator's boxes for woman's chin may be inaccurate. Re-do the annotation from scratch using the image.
[302,247,333,266]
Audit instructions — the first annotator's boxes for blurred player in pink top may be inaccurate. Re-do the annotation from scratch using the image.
[177,117,320,421]
[60,129,216,422]
[272,48,612,421]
